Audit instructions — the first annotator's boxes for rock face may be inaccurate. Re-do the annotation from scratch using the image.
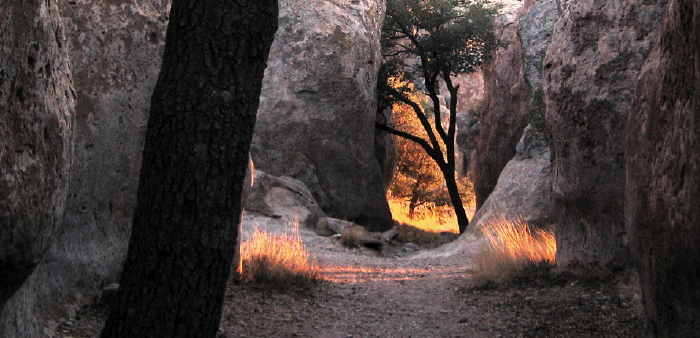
[626,0,700,335]
[374,110,398,191]
[251,0,392,231]
[455,113,480,178]
[0,1,168,336]
[0,0,75,311]
[468,125,553,235]
[475,1,558,209]
[543,0,666,270]
[474,16,530,208]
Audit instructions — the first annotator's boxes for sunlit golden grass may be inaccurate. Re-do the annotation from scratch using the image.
[474,215,556,285]
[388,198,460,234]
[238,224,319,287]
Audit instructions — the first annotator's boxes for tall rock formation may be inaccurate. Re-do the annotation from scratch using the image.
[626,0,700,335]
[0,0,75,312]
[474,15,529,208]
[0,1,168,336]
[251,0,392,231]
[475,0,557,208]
[543,0,666,270]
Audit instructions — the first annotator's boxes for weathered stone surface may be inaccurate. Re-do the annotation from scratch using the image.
[251,0,392,231]
[626,0,700,335]
[474,16,530,208]
[518,0,558,89]
[0,0,75,311]
[245,171,327,235]
[375,109,398,191]
[543,0,666,270]
[455,113,480,178]
[0,1,168,336]
[468,125,553,235]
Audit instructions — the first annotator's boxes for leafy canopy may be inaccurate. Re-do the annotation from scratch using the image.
[382,0,501,80]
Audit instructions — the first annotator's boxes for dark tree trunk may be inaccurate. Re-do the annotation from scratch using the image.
[100,1,278,337]
[376,71,470,233]
[441,165,469,234]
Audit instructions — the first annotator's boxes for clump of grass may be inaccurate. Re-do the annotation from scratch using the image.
[472,215,556,287]
[238,225,319,288]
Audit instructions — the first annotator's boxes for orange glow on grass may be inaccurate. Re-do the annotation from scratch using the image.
[388,198,465,234]
[238,223,319,282]
[475,215,556,282]
[481,216,556,263]
[320,265,470,283]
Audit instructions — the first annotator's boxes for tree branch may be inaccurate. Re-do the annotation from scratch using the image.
[375,123,440,160]
[383,85,444,158]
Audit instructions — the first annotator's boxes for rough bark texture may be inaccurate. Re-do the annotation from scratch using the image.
[99,0,278,336]
[251,0,392,231]
[0,0,74,312]
[626,0,700,335]
[0,2,169,336]
[474,17,530,208]
[543,0,666,270]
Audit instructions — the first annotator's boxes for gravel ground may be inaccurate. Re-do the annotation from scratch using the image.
[58,216,645,337]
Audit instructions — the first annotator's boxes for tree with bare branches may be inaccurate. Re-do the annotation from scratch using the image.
[377,0,500,233]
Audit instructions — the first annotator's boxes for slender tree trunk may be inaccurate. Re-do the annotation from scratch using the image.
[408,180,422,219]
[441,165,469,234]
[442,83,469,234]
[100,1,278,337]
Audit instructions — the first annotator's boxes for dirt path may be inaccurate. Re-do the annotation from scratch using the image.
[58,219,645,337]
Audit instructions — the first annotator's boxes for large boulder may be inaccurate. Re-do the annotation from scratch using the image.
[468,125,554,235]
[0,0,75,311]
[0,1,169,336]
[474,16,530,208]
[245,171,328,235]
[626,0,700,335]
[251,0,392,231]
[543,0,666,270]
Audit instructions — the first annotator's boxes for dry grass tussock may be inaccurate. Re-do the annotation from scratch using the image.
[473,215,556,287]
[238,224,319,288]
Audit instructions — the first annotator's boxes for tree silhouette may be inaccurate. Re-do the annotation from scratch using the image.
[377,0,499,233]
[100,1,278,336]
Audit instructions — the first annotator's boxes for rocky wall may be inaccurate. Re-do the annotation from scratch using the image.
[0,1,169,336]
[0,0,75,312]
[474,16,530,209]
[543,0,666,270]
[626,0,700,335]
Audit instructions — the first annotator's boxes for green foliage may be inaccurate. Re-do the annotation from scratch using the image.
[382,0,501,79]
